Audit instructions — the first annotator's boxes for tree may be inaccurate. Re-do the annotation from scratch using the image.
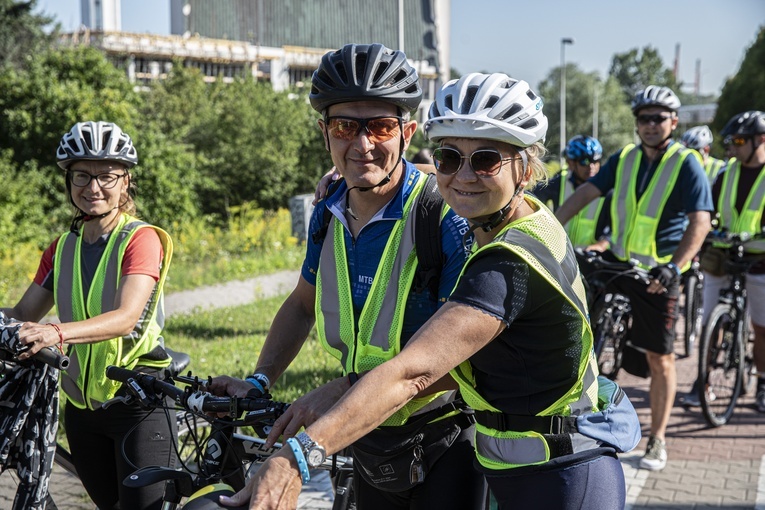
[712,26,765,134]
[538,64,633,160]
[608,46,678,101]
[0,0,57,70]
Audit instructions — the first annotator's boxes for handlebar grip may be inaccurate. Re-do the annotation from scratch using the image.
[105,365,139,384]
[32,347,70,370]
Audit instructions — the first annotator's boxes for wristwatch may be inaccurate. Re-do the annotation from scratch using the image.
[295,431,327,468]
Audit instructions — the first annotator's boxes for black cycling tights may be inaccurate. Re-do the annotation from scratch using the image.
[65,400,177,510]
[487,452,626,510]
[353,427,487,510]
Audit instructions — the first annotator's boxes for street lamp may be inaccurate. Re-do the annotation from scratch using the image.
[560,37,574,169]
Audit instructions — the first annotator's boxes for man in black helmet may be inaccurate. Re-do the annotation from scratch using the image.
[212,43,484,509]
[556,85,713,472]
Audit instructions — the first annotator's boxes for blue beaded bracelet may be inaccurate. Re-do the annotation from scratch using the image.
[286,437,311,484]
[245,376,266,394]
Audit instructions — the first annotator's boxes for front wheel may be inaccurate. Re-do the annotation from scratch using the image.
[592,296,628,380]
[698,304,745,427]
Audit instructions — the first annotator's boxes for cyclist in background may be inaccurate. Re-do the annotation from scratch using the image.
[0,121,176,509]
[681,125,727,185]
[532,135,611,250]
[555,86,713,471]
[211,43,485,509]
[221,71,634,510]
[682,111,765,412]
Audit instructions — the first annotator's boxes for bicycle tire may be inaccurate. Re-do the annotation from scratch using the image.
[591,297,627,380]
[698,304,745,427]
[683,273,703,358]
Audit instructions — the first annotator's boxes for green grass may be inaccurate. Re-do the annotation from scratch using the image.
[163,294,339,402]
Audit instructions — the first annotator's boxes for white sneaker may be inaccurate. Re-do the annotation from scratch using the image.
[639,435,667,471]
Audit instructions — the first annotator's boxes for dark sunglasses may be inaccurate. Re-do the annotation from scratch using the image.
[636,114,673,126]
[432,147,519,177]
[325,116,403,143]
[68,169,127,189]
[575,157,601,166]
[724,135,750,147]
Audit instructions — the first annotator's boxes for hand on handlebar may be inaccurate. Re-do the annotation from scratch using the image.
[208,375,255,399]
[648,263,679,294]
[265,376,349,448]
[219,449,302,509]
[17,322,60,360]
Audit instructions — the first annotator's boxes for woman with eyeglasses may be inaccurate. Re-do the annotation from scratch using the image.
[1,121,176,509]
[220,73,635,510]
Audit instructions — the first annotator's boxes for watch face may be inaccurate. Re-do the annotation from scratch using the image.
[307,446,326,467]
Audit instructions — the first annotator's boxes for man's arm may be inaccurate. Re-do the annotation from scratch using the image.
[670,210,712,269]
[555,182,602,225]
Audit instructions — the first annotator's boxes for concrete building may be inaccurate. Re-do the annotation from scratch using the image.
[67,0,450,121]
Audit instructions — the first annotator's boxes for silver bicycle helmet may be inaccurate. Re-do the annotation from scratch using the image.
[56,121,138,170]
[424,73,548,147]
[631,86,681,114]
[309,43,423,114]
[680,125,714,150]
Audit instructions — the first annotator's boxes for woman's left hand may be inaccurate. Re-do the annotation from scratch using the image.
[17,322,59,359]
[219,450,302,510]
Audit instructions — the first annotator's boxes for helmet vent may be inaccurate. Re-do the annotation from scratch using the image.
[485,96,498,109]
[101,131,111,151]
[519,118,538,130]
[82,131,93,151]
[462,86,479,113]
[354,54,368,83]
[499,104,521,121]
[526,90,537,101]
[444,94,453,112]
[115,138,126,152]
[333,63,348,84]
[373,61,389,83]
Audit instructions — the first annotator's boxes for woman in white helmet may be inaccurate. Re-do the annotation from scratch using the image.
[2,121,176,509]
[221,74,636,510]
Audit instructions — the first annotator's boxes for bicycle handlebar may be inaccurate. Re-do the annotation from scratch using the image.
[0,321,70,370]
[105,365,289,419]
[575,248,652,285]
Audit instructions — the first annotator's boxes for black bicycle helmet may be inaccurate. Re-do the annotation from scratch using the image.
[56,121,138,170]
[309,43,423,114]
[720,111,765,137]
[631,86,681,114]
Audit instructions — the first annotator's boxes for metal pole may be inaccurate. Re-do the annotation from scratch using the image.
[593,83,599,139]
[560,38,574,169]
[399,0,405,51]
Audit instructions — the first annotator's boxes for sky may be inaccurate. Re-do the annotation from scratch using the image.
[38,0,764,96]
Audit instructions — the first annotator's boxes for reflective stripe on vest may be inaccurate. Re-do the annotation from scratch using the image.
[558,170,605,248]
[610,143,689,269]
[718,159,765,236]
[57,214,172,410]
[449,195,600,469]
[316,175,450,426]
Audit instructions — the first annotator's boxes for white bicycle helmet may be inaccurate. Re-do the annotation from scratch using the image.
[631,86,681,114]
[680,125,714,150]
[424,73,548,147]
[56,121,138,170]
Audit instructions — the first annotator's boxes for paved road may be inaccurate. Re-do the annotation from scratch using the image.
[3,271,764,509]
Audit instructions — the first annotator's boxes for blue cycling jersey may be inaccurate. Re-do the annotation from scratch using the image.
[302,161,470,343]
[589,140,713,257]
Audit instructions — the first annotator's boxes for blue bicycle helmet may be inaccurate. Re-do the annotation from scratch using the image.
[564,135,603,161]
[720,111,765,138]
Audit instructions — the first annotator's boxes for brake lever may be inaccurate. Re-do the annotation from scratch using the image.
[102,394,134,410]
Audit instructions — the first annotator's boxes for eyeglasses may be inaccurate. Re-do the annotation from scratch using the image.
[636,114,673,126]
[432,147,520,177]
[724,135,750,147]
[575,157,601,166]
[68,170,127,189]
[325,116,403,143]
